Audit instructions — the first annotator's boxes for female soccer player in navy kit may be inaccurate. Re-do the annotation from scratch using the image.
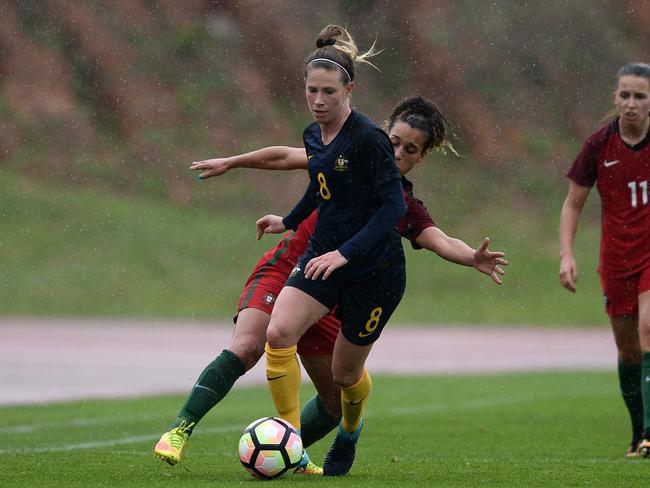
[560,63,650,457]
[254,25,408,476]
[154,95,506,472]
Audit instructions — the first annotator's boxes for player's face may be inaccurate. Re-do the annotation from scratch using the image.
[305,67,353,125]
[614,75,650,129]
[389,120,427,176]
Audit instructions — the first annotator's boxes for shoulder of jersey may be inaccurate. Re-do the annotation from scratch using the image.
[587,120,613,143]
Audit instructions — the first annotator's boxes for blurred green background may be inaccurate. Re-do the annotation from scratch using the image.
[3,0,645,325]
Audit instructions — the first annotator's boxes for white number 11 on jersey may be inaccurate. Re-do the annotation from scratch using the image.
[628,180,649,208]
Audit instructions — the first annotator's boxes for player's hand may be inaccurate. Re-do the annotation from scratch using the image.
[305,251,349,280]
[256,215,285,240]
[473,237,508,285]
[190,158,230,179]
[559,254,578,292]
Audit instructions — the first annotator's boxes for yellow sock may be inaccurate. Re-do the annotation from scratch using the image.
[265,343,301,430]
[341,369,372,433]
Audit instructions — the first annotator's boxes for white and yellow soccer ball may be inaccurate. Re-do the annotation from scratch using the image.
[238,417,303,479]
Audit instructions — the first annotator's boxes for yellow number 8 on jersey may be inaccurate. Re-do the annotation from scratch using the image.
[317,172,331,200]
[358,307,383,338]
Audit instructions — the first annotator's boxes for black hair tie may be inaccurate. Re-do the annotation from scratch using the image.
[317,39,336,48]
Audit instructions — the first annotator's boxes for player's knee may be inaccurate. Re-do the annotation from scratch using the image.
[332,369,360,389]
[266,322,295,349]
[229,341,265,371]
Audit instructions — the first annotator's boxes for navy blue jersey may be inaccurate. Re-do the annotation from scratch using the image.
[282,110,406,275]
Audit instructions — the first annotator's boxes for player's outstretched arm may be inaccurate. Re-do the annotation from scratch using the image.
[255,215,286,240]
[190,146,307,179]
[559,181,591,293]
[414,227,507,284]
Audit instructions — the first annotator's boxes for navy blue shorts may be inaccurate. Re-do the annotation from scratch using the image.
[286,251,406,346]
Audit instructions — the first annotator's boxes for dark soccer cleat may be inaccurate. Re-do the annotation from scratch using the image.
[323,419,363,476]
[638,439,650,458]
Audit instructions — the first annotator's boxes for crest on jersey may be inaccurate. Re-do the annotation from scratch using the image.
[289,265,302,278]
[334,155,349,172]
[263,293,276,305]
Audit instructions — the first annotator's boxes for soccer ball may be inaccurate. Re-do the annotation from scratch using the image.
[238,417,303,479]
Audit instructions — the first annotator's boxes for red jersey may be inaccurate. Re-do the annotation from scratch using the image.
[256,178,436,276]
[567,119,650,277]
[255,210,319,280]
[398,177,437,249]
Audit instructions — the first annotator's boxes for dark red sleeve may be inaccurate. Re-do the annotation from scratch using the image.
[398,193,436,250]
[567,124,610,187]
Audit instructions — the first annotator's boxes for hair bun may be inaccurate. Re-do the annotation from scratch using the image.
[316,38,336,48]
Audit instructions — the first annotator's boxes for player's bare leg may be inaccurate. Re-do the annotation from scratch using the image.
[637,290,650,457]
[266,287,328,429]
[228,308,272,370]
[265,287,329,474]
[155,308,269,465]
[300,355,341,447]
[301,355,341,419]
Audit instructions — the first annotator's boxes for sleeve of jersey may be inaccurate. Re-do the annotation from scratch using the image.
[566,134,601,187]
[282,179,319,231]
[402,195,436,250]
[338,129,407,262]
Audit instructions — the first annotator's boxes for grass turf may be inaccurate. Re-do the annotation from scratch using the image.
[2,372,649,487]
[0,169,605,325]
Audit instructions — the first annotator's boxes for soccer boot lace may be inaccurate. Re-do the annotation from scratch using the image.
[638,438,650,458]
[294,449,323,475]
[323,419,363,476]
[154,420,195,465]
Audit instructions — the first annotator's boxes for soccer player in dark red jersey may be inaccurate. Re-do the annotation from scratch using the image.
[560,63,650,458]
[155,95,507,471]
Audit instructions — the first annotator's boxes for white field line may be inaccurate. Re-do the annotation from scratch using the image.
[0,412,167,434]
[0,425,241,455]
[2,387,613,455]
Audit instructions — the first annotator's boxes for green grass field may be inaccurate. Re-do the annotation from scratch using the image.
[1,169,606,326]
[3,372,649,487]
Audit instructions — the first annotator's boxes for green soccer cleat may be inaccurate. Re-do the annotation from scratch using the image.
[323,419,363,476]
[154,420,194,466]
[294,450,323,475]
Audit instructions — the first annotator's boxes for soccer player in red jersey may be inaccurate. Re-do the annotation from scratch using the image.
[560,63,650,457]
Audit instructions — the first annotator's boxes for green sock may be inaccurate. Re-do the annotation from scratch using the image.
[174,349,246,431]
[299,394,341,448]
[618,358,643,440]
[642,352,650,436]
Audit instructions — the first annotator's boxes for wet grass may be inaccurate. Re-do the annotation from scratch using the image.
[1,169,605,325]
[2,372,648,487]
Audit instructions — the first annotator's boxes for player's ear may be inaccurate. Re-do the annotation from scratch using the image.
[344,81,355,97]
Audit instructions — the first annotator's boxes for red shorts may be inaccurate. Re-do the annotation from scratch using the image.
[237,263,287,316]
[236,262,340,357]
[599,265,650,316]
[298,310,340,357]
